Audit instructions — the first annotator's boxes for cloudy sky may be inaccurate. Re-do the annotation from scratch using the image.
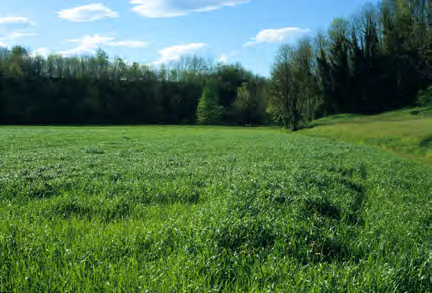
[0,0,377,75]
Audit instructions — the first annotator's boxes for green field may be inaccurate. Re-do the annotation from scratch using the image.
[300,107,432,162]
[0,126,430,292]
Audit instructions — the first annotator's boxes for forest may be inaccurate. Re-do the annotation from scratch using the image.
[0,0,430,129]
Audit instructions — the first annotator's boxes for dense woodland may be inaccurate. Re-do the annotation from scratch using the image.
[0,0,430,128]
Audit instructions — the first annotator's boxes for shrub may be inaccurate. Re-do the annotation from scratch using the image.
[416,86,432,106]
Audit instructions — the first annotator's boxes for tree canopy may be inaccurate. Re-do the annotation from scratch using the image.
[0,0,430,128]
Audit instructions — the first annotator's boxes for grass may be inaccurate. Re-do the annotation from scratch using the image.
[0,126,430,292]
[299,107,432,161]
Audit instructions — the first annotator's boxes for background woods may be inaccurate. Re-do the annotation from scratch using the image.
[0,0,430,128]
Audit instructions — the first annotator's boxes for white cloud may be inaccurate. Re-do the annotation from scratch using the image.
[0,17,35,27]
[131,0,250,18]
[0,17,36,40]
[0,41,6,47]
[152,43,207,65]
[217,51,237,64]
[245,27,310,47]
[60,35,113,56]
[109,41,149,48]
[60,35,150,56]
[218,54,229,64]
[58,4,118,22]
[31,47,50,57]
[6,32,37,40]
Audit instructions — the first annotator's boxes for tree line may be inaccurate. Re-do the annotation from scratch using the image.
[269,0,431,130]
[0,0,430,128]
[0,50,268,125]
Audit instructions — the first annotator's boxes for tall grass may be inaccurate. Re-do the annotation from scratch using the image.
[0,126,430,292]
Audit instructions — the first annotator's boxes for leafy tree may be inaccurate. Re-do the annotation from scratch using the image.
[196,79,224,125]
[293,38,320,121]
[0,0,430,126]
[268,45,302,130]
[417,86,432,106]
[233,79,269,125]
[316,33,333,116]
[327,18,351,113]
[233,82,255,125]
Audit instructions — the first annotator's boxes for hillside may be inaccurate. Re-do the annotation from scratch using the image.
[298,107,432,162]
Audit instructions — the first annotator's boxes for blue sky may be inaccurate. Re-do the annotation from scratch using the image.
[0,0,378,76]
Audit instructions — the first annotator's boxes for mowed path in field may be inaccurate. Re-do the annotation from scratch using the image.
[0,126,430,292]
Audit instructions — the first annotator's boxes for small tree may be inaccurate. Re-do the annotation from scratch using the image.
[268,45,301,131]
[233,81,268,125]
[233,82,253,125]
[196,79,223,125]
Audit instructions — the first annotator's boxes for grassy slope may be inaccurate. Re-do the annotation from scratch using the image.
[0,126,431,292]
[299,107,432,162]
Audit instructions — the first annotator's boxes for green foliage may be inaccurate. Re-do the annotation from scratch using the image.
[417,86,432,106]
[0,0,431,127]
[268,45,298,130]
[232,82,252,125]
[271,0,431,127]
[269,40,319,130]
[233,81,268,125]
[0,48,267,125]
[196,79,224,125]
[0,126,430,291]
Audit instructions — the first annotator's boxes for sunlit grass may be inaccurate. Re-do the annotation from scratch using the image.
[299,107,432,161]
[0,126,430,292]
